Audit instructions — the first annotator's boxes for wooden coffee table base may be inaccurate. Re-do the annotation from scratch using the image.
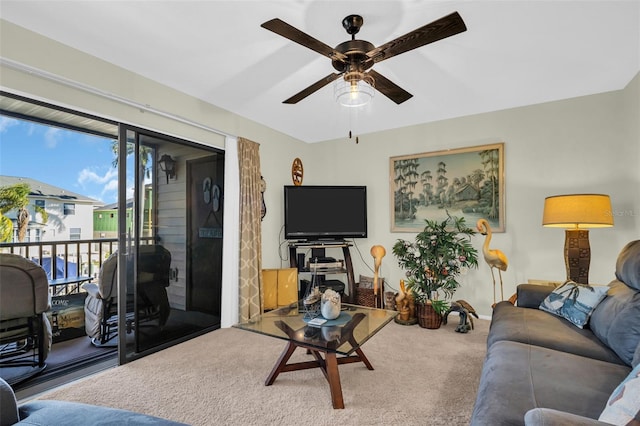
[265,341,374,409]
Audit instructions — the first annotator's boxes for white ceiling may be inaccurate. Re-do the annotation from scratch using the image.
[1,1,639,143]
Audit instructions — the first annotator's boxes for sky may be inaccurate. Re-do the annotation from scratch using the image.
[0,116,121,204]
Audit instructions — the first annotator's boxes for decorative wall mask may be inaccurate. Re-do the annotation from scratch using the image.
[260,176,267,220]
[291,158,303,186]
[212,185,221,212]
[203,177,212,204]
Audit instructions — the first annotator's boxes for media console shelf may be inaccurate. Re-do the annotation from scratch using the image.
[288,241,356,304]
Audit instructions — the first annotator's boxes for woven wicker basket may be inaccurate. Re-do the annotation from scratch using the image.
[356,287,376,308]
[416,302,443,329]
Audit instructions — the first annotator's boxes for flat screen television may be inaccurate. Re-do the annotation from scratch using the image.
[284,185,367,241]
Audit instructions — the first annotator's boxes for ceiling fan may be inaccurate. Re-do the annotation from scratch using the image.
[261,11,467,105]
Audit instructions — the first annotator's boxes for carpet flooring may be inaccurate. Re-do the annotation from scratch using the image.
[33,318,489,425]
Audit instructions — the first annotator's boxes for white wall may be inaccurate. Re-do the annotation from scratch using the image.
[2,19,638,319]
[301,73,640,316]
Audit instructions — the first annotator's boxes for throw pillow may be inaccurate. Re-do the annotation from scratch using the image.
[539,280,609,328]
[599,363,640,425]
[359,275,385,289]
[359,275,374,289]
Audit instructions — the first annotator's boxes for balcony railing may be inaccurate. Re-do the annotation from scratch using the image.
[0,238,121,280]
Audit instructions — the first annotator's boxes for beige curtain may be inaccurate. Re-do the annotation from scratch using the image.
[237,137,263,322]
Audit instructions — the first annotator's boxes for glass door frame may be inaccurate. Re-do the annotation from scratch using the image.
[117,124,162,364]
[116,125,133,364]
[115,123,225,365]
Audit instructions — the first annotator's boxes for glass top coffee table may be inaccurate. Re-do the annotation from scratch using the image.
[233,302,397,409]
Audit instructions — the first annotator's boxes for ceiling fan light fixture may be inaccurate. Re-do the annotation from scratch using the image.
[263,12,466,105]
[334,73,375,107]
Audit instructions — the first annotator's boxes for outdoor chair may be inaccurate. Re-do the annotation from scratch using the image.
[0,253,52,383]
[83,245,172,346]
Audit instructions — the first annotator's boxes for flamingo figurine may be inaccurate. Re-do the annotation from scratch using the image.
[370,245,386,308]
[476,218,509,305]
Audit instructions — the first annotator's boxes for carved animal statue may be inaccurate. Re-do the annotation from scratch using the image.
[443,300,479,333]
[370,245,386,308]
[476,218,509,305]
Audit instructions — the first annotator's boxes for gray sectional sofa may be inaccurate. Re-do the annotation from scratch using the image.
[0,377,186,426]
[471,240,640,425]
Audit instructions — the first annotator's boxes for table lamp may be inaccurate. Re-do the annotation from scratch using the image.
[542,194,613,284]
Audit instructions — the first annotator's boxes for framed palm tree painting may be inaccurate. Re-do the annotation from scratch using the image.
[390,142,505,233]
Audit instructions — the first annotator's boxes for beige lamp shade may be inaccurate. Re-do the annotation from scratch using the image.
[542,194,614,229]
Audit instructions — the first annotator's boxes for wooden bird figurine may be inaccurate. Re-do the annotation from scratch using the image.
[443,300,479,333]
[455,299,479,319]
[370,245,386,308]
[476,218,509,305]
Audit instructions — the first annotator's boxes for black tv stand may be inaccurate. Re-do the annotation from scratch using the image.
[288,241,355,304]
[291,239,347,245]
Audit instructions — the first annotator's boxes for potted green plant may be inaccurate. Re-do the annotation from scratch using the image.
[392,213,479,328]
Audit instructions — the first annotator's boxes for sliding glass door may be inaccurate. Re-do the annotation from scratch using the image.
[117,125,224,363]
[0,92,225,388]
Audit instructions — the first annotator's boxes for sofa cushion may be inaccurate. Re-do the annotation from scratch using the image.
[590,280,640,366]
[599,363,640,425]
[615,240,640,291]
[539,280,609,328]
[525,408,614,426]
[0,378,19,426]
[470,341,631,426]
[18,400,186,425]
[488,301,625,365]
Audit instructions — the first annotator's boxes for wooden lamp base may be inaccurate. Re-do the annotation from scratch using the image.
[564,229,590,284]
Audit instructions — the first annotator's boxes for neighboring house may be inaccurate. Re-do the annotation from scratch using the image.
[93,185,152,239]
[93,200,132,239]
[0,175,102,242]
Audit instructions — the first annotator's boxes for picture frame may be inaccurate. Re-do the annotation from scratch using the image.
[390,142,505,233]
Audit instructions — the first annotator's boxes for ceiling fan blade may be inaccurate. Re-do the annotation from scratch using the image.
[283,73,343,104]
[262,19,347,62]
[367,11,466,63]
[368,70,413,104]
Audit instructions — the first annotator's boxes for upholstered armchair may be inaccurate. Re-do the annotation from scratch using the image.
[83,246,171,346]
[83,252,118,346]
[0,253,52,380]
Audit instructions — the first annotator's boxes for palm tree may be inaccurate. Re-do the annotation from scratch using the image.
[394,160,408,218]
[0,183,31,242]
[420,170,433,206]
[479,149,500,218]
[436,161,448,207]
[110,140,154,237]
[405,159,419,216]
[469,168,485,200]
[110,140,152,179]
